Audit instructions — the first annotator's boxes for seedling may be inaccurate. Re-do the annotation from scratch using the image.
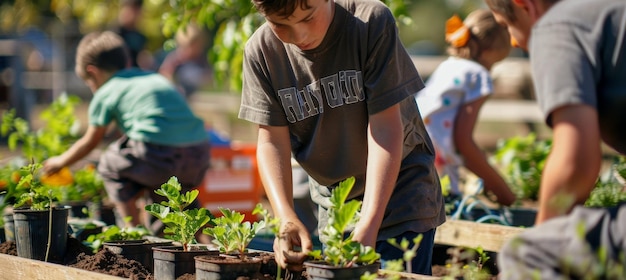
[387,234,423,274]
[444,246,492,280]
[252,203,282,279]
[308,177,380,267]
[85,218,150,253]
[202,206,266,260]
[14,162,62,211]
[145,176,214,251]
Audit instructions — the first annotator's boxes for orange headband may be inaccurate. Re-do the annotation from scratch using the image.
[445,14,470,48]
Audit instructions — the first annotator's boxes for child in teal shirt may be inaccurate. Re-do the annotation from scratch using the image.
[43,31,210,231]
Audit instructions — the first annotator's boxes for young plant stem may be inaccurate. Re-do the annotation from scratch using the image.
[45,202,52,262]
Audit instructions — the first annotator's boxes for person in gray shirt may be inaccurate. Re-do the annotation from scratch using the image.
[239,0,445,274]
[485,0,626,278]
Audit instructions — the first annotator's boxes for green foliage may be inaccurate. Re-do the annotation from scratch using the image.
[309,177,380,267]
[1,94,81,163]
[202,206,266,260]
[71,164,106,203]
[585,175,626,208]
[145,176,214,251]
[84,222,150,253]
[443,246,493,280]
[612,156,626,183]
[0,158,30,221]
[161,0,412,92]
[13,162,63,210]
[252,203,282,279]
[386,234,423,274]
[492,133,552,202]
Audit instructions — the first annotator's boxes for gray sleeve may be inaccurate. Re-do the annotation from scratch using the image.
[364,8,425,115]
[530,23,598,127]
[239,34,290,126]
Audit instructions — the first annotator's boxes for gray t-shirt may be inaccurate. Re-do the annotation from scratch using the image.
[530,0,626,154]
[239,0,445,241]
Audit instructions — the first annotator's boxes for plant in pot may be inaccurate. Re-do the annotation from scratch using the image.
[11,162,70,264]
[305,177,381,280]
[145,176,216,280]
[0,158,29,242]
[84,218,151,253]
[197,205,270,280]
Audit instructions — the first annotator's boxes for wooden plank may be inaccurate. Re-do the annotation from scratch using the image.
[479,100,543,123]
[434,219,526,253]
[379,269,442,279]
[0,253,125,280]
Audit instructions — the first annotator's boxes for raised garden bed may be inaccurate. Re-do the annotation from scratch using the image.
[0,219,521,279]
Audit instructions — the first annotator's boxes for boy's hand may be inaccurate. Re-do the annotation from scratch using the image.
[42,156,65,175]
[273,218,312,271]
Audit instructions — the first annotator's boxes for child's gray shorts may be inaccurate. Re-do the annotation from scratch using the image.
[97,136,211,203]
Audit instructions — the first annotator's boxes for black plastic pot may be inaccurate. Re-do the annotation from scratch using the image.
[505,207,537,227]
[13,206,70,263]
[61,201,90,219]
[3,213,15,242]
[194,254,263,280]
[152,245,217,280]
[304,261,380,280]
[104,239,173,273]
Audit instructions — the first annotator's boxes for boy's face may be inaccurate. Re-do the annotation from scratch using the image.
[264,0,334,50]
[489,0,540,52]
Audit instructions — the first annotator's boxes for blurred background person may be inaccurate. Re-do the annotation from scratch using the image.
[416,10,516,206]
[114,0,150,70]
[157,23,213,100]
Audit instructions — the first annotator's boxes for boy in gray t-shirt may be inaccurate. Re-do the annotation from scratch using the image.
[486,0,626,278]
[239,0,445,275]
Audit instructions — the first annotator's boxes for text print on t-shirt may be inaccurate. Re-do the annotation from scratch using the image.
[277,70,364,123]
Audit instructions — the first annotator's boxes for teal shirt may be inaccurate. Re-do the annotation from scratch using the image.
[88,69,208,146]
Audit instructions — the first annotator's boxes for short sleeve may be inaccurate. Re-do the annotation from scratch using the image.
[363,8,424,114]
[463,67,493,104]
[530,23,597,126]
[88,93,112,127]
[239,35,290,126]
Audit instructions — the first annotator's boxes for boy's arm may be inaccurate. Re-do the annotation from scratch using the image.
[353,103,403,247]
[43,125,107,174]
[536,104,601,224]
[454,96,516,206]
[256,124,311,268]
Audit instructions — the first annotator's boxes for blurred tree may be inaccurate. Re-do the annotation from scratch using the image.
[0,0,482,92]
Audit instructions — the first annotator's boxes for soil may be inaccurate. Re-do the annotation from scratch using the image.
[0,238,490,279]
[0,237,282,280]
[0,236,154,280]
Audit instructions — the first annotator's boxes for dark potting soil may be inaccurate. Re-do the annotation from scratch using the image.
[70,248,154,280]
[0,236,154,280]
[0,240,17,255]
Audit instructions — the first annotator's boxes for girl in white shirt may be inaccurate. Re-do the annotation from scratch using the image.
[416,9,516,206]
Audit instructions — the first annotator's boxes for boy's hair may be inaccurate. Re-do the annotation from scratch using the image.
[252,0,313,18]
[485,0,562,22]
[75,31,130,80]
[447,9,510,60]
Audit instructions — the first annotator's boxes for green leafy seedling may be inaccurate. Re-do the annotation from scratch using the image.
[14,162,62,211]
[85,219,150,253]
[309,177,380,267]
[252,203,282,279]
[203,206,266,260]
[386,234,423,274]
[145,176,214,251]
